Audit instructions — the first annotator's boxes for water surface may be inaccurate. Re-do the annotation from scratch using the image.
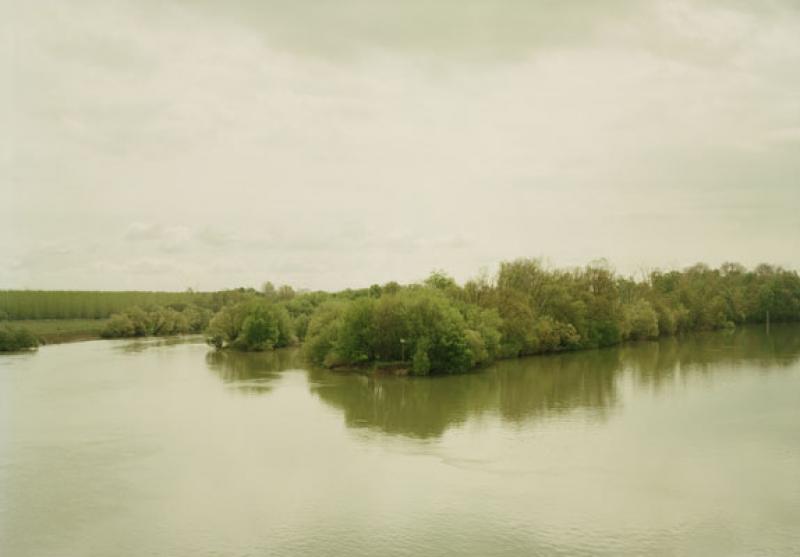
[2,327,799,556]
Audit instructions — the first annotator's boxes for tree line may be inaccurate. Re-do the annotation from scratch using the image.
[188,260,800,375]
[298,260,800,374]
[2,261,799,362]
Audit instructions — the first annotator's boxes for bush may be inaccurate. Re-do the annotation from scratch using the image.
[412,338,431,376]
[653,303,677,336]
[237,308,280,351]
[304,288,485,374]
[0,325,38,351]
[623,300,660,340]
[100,304,211,339]
[464,329,488,366]
[101,314,135,338]
[535,317,581,352]
[303,302,346,365]
[588,319,622,348]
[206,299,294,351]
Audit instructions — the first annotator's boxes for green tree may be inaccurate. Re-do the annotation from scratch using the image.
[622,300,659,340]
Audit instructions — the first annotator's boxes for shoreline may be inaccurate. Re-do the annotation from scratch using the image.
[3,320,780,373]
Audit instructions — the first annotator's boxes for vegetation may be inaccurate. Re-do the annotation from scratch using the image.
[0,324,39,351]
[4,261,799,370]
[8,319,110,344]
[303,287,500,374]
[0,290,216,320]
[0,288,263,345]
[306,324,800,439]
[100,304,213,339]
[301,260,800,374]
[206,299,295,351]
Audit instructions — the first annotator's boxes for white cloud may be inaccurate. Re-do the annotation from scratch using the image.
[2,0,799,290]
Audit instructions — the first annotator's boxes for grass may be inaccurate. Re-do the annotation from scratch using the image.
[8,319,111,345]
[0,290,214,320]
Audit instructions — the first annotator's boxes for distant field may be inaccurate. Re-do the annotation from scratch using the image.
[0,290,214,320]
[9,319,111,344]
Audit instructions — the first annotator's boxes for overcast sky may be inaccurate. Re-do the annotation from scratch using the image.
[2,0,799,291]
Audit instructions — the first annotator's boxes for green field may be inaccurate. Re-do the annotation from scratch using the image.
[11,319,111,345]
[0,290,214,320]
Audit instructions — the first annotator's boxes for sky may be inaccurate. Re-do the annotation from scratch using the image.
[2,0,799,291]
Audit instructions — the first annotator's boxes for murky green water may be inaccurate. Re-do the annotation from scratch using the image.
[2,326,799,556]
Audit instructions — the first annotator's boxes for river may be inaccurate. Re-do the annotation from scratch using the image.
[1,326,799,556]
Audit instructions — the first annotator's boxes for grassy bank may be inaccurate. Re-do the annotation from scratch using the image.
[10,319,111,345]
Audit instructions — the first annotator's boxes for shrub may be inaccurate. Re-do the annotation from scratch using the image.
[304,289,479,374]
[623,300,660,340]
[101,314,135,338]
[0,325,38,351]
[464,329,488,366]
[303,302,346,365]
[101,304,211,339]
[206,300,294,351]
[237,309,280,351]
[412,338,431,376]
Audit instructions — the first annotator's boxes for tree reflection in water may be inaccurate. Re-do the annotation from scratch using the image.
[205,325,800,437]
[308,325,800,438]
[205,348,302,394]
[307,347,621,439]
[620,324,800,391]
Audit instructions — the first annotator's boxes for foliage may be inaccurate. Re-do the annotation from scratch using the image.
[305,286,495,374]
[622,300,659,341]
[412,337,431,375]
[0,325,38,351]
[101,305,213,339]
[0,290,215,320]
[305,302,347,366]
[102,314,135,338]
[206,299,294,351]
[7,261,800,368]
[302,261,800,374]
[2,319,109,344]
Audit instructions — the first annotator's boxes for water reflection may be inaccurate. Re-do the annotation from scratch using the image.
[309,325,800,438]
[620,324,800,390]
[307,347,621,438]
[205,348,302,393]
[204,325,800,436]
[114,335,203,353]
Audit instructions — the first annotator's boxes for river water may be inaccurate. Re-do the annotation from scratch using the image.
[1,326,799,556]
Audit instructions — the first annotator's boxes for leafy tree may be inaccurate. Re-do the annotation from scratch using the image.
[622,300,659,340]
[101,304,211,339]
[412,337,431,376]
[206,300,293,351]
[304,301,347,366]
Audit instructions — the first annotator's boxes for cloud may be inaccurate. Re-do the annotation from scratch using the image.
[125,258,177,275]
[125,222,163,242]
[2,0,799,290]
[131,0,644,60]
[123,223,192,252]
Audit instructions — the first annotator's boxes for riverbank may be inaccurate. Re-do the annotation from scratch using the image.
[7,319,110,345]
[317,322,787,378]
